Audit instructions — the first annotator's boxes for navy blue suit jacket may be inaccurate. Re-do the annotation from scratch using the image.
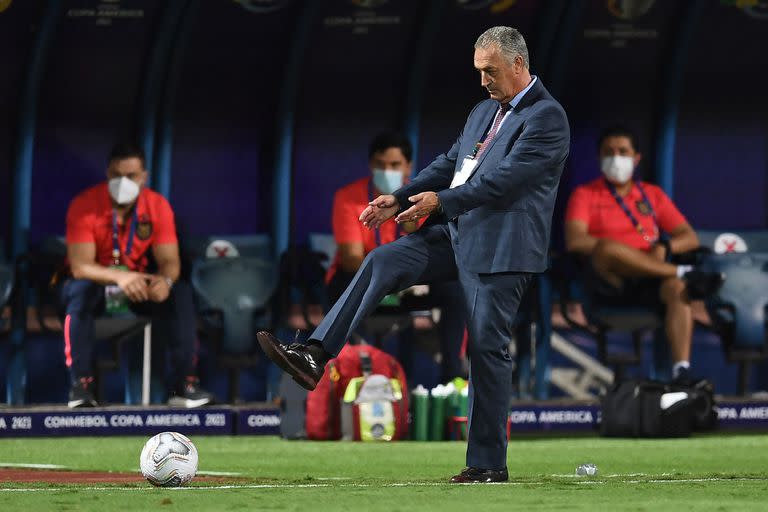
[395,79,569,274]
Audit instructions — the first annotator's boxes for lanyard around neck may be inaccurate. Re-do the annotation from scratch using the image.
[603,179,660,243]
[112,206,139,266]
[368,178,401,247]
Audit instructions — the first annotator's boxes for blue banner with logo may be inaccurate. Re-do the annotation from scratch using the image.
[236,407,281,435]
[0,408,234,437]
[509,404,600,433]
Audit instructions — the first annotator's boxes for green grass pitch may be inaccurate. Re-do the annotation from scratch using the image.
[1,434,767,511]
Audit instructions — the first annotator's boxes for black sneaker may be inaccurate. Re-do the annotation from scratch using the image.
[671,367,693,387]
[168,377,214,408]
[683,270,725,300]
[68,377,98,408]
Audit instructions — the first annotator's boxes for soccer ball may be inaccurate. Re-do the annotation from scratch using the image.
[140,432,198,487]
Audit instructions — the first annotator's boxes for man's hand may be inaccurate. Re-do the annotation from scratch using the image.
[148,275,172,303]
[395,192,440,224]
[359,194,400,229]
[115,271,152,302]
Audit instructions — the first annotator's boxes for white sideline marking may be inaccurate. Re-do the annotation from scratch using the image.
[0,463,69,470]
[2,476,768,493]
[576,477,763,485]
[550,473,650,479]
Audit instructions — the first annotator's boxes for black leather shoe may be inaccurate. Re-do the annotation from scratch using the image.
[257,331,327,391]
[449,467,509,484]
[683,270,725,300]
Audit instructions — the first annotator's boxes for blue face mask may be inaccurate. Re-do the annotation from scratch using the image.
[371,169,404,195]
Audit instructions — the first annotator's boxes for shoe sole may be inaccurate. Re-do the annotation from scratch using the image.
[257,333,319,391]
[449,477,509,484]
[168,397,212,409]
[67,399,97,408]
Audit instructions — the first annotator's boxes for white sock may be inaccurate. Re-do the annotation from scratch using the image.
[672,361,690,378]
[676,265,693,278]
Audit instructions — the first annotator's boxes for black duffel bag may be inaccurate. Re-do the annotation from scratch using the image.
[600,379,716,438]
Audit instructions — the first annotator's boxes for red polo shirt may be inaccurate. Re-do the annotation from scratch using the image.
[328,176,420,281]
[66,183,177,272]
[565,178,687,252]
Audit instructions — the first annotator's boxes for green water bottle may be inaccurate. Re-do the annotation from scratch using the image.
[411,385,430,441]
[429,385,448,441]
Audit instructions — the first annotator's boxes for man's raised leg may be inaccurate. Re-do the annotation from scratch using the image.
[258,224,457,390]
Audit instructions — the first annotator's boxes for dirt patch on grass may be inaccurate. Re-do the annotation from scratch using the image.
[0,468,232,484]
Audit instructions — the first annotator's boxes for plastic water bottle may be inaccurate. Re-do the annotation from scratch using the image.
[575,463,598,476]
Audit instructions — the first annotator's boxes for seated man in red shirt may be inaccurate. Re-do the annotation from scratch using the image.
[62,142,213,408]
[565,126,722,384]
[327,132,466,381]
[327,132,418,302]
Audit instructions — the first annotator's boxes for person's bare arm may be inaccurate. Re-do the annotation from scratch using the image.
[68,242,150,302]
[565,220,599,256]
[337,242,365,274]
[667,223,699,255]
[148,243,180,303]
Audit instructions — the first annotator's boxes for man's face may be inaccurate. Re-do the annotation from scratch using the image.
[106,157,147,187]
[369,147,412,176]
[474,45,522,103]
[599,136,641,167]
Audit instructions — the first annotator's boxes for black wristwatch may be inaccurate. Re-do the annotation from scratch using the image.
[656,238,672,261]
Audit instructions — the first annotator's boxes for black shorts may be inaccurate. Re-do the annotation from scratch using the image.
[585,264,662,309]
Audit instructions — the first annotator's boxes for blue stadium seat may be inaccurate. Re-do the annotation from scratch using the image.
[308,233,337,270]
[699,252,768,394]
[191,256,278,402]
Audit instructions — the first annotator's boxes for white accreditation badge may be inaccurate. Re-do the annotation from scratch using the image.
[450,156,478,189]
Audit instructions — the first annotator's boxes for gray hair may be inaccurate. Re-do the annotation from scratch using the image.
[474,26,529,68]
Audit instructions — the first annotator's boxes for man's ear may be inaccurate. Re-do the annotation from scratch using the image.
[634,152,642,167]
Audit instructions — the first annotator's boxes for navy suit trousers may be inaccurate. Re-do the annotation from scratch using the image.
[311,223,531,469]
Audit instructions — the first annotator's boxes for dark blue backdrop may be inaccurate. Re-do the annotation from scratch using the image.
[2,0,765,247]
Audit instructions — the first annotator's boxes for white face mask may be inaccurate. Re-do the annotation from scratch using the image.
[371,169,405,195]
[600,156,635,184]
[108,176,141,205]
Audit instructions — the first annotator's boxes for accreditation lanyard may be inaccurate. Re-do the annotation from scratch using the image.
[368,178,401,247]
[112,207,139,266]
[604,179,660,243]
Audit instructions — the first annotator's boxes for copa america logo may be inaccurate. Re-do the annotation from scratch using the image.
[455,0,518,12]
[350,0,389,7]
[232,0,293,14]
[606,0,656,21]
[731,0,768,20]
[456,0,497,9]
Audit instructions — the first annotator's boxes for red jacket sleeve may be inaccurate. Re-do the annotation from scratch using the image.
[152,196,178,245]
[651,186,688,233]
[332,188,364,245]
[565,185,591,225]
[65,196,96,244]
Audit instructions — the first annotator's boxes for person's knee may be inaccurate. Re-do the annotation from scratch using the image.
[591,239,622,266]
[169,279,193,301]
[62,279,102,315]
[660,277,688,305]
[363,244,404,278]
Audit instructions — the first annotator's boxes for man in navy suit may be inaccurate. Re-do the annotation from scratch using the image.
[259,26,569,483]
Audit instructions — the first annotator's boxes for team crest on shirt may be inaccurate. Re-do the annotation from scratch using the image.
[136,218,153,240]
[635,200,652,216]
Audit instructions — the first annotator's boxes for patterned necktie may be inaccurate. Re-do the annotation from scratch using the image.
[475,103,510,160]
